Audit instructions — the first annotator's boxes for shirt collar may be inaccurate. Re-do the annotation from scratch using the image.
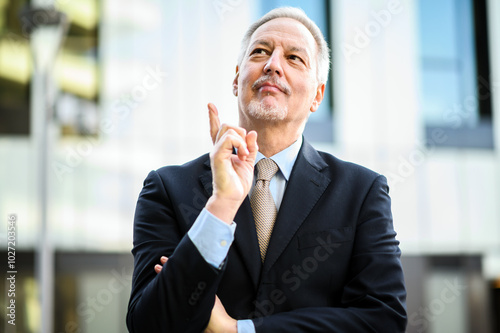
[255,136,303,181]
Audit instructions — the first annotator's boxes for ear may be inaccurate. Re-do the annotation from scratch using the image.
[232,65,239,96]
[310,83,325,112]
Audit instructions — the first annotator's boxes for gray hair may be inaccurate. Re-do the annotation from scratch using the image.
[237,7,330,85]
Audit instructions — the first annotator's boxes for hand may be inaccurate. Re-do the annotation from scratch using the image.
[154,256,168,274]
[154,258,237,333]
[204,296,237,333]
[206,103,258,224]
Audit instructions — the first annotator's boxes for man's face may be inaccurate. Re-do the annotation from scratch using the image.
[233,17,325,125]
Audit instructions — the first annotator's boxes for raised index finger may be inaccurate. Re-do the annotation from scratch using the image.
[208,103,220,144]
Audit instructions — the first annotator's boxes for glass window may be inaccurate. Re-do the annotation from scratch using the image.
[418,0,493,148]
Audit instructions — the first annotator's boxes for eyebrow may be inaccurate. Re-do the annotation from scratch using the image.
[289,46,308,56]
[249,39,273,51]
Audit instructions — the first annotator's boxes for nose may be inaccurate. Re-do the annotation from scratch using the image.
[263,51,283,76]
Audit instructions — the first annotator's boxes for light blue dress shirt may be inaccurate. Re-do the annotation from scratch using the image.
[187,137,303,333]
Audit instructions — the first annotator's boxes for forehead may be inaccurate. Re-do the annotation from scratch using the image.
[249,17,317,54]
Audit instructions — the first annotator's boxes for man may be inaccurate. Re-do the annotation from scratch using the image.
[127,7,407,333]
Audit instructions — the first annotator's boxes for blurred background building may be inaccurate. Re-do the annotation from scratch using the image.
[0,0,499,332]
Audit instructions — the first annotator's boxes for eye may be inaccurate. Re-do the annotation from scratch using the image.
[288,54,303,62]
[251,48,268,56]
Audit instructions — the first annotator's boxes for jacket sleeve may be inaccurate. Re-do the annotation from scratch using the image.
[126,170,223,333]
[253,175,407,332]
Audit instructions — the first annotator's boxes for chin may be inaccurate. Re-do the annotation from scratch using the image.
[247,100,288,121]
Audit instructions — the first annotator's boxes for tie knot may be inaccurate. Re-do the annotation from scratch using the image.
[256,158,278,181]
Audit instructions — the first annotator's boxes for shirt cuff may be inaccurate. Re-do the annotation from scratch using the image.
[187,208,236,269]
[237,320,256,333]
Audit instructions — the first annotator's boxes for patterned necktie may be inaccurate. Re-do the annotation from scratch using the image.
[251,158,279,262]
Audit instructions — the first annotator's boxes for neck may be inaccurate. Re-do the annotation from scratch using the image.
[239,117,305,157]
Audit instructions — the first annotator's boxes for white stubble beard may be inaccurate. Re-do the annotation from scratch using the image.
[247,98,288,121]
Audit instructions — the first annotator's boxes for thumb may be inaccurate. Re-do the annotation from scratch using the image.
[208,103,220,145]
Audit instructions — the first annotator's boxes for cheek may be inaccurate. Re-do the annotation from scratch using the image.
[298,76,319,98]
[289,69,314,90]
[238,74,255,97]
[290,85,317,109]
[239,62,262,85]
[292,82,312,99]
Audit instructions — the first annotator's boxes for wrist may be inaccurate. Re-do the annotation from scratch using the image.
[205,195,242,224]
[226,318,238,333]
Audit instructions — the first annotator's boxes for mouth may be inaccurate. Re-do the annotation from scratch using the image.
[252,77,291,95]
[259,83,283,94]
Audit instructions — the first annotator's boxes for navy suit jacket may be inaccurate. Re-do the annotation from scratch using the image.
[126,140,407,332]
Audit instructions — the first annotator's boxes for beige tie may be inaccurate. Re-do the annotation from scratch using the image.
[251,158,279,262]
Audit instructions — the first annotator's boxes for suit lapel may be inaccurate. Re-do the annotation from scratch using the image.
[199,158,262,289]
[263,140,331,272]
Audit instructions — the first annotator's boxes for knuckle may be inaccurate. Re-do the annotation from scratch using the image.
[219,123,230,132]
[226,129,237,136]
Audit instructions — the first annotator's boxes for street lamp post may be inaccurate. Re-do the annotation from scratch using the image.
[21,5,68,333]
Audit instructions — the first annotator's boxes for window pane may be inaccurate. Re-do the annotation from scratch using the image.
[419,0,479,128]
[418,0,494,148]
